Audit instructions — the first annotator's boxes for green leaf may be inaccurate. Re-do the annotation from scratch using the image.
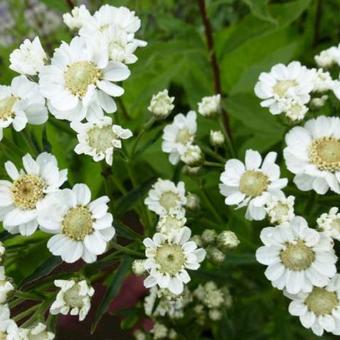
[242,0,276,24]
[91,256,133,333]
[41,0,68,12]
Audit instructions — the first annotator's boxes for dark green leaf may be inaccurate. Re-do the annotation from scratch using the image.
[243,0,276,24]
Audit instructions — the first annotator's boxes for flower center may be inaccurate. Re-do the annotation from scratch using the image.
[239,170,268,197]
[87,125,116,153]
[280,240,315,271]
[0,331,7,340]
[310,137,340,172]
[62,206,93,241]
[273,80,298,97]
[64,284,84,308]
[0,96,18,120]
[12,175,45,210]
[64,61,101,97]
[331,218,340,233]
[176,129,192,145]
[155,243,186,275]
[159,191,180,212]
[305,287,338,316]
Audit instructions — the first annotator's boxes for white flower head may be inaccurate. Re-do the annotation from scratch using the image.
[284,98,308,121]
[39,36,130,122]
[156,213,187,235]
[317,207,340,241]
[162,111,197,165]
[0,304,19,340]
[50,279,94,321]
[210,130,224,146]
[144,178,187,217]
[132,259,146,276]
[310,68,334,93]
[198,94,221,117]
[151,322,168,340]
[0,266,14,304]
[185,192,200,210]
[71,116,132,166]
[194,281,225,309]
[284,116,340,194]
[38,183,115,263]
[180,144,203,166]
[63,5,92,30]
[0,75,47,141]
[0,153,67,236]
[148,89,174,119]
[256,216,337,295]
[19,323,55,340]
[254,61,314,115]
[143,227,206,295]
[9,37,47,76]
[217,230,240,250]
[310,95,328,108]
[219,149,288,221]
[315,45,340,69]
[286,274,340,336]
[265,194,295,225]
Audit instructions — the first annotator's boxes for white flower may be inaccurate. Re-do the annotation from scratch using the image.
[210,130,224,146]
[156,213,187,235]
[219,149,288,221]
[39,36,130,122]
[148,89,174,119]
[0,75,47,141]
[0,266,14,304]
[283,116,340,194]
[0,241,4,262]
[134,330,146,340]
[256,216,337,295]
[198,94,221,117]
[132,259,146,276]
[286,274,340,336]
[151,323,168,340]
[63,5,92,30]
[9,37,47,76]
[201,229,217,244]
[38,183,115,264]
[194,281,225,309]
[180,145,203,166]
[50,279,94,321]
[265,194,295,225]
[310,68,334,93]
[0,153,67,236]
[217,230,240,250]
[254,61,314,115]
[310,95,328,108]
[332,80,340,100]
[143,227,206,295]
[19,323,55,340]
[162,111,197,165]
[284,98,308,121]
[185,193,200,210]
[315,45,340,68]
[71,116,132,165]
[0,304,18,340]
[317,207,340,241]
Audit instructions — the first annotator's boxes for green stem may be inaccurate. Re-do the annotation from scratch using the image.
[204,161,224,168]
[111,241,144,258]
[13,304,39,322]
[201,145,225,163]
[219,116,235,157]
[130,117,156,156]
[200,187,224,224]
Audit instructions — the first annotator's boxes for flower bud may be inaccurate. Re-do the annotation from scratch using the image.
[198,94,221,117]
[148,89,174,119]
[210,130,224,147]
[217,231,240,251]
[209,309,222,321]
[180,145,203,167]
[201,229,217,244]
[186,193,200,210]
[207,246,225,264]
[132,259,146,276]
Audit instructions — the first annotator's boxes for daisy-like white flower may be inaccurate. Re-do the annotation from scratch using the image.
[19,323,55,339]
[38,183,115,263]
[162,111,197,165]
[0,266,14,304]
[156,213,187,235]
[148,89,175,119]
[0,304,19,340]
[265,194,295,225]
[50,279,94,321]
[63,5,92,30]
[286,274,340,336]
[310,68,334,93]
[0,153,67,236]
[219,149,288,221]
[317,207,340,241]
[254,61,314,115]
[39,36,130,122]
[143,227,206,295]
[144,179,187,217]
[198,94,221,117]
[71,116,132,165]
[9,37,47,76]
[315,45,340,69]
[283,116,340,194]
[0,75,47,141]
[256,216,337,294]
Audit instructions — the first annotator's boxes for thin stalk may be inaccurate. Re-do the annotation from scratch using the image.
[130,117,156,156]
[204,161,224,168]
[200,187,224,224]
[200,145,225,163]
[111,241,143,258]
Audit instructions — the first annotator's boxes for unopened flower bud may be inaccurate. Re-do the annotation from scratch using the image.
[134,330,146,340]
[210,130,224,147]
[148,89,174,119]
[198,94,221,117]
[201,229,217,244]
[132,259,146,276]
[209,309,222,321]
[186,193,200,210]
[310,95,328,108]
[217,231,240,251]
[183,165,201,175]
[180,145,203,167]
[191,235,203,248]
[207,246,225,264]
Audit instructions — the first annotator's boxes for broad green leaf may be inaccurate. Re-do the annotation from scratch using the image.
[242,0,276,24]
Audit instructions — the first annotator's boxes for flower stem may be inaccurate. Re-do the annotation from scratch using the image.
[111,241,144,258]
[130,117,156,156]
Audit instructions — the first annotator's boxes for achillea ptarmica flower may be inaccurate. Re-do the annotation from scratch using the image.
[148,89,174,119]
[144,178,187,217]
[314,44,340,69]
[265,194,295,225]
[284,116,340,194]
[219,149,288,221]
[9,37,47,76]
[0,304,18,340]
[19,323,55,339]
[285,274,340,336]
[256,216,337,294]
[194,281,226,309]
[50,279,94,321]
[0,266,14,304]
[210,130,224,146]
[71,116,132,166]
[38,184,115,263]
[180,144,203,166]
[132,259,146,276]
[217,230,240,250]
[198,94,221,117]
[0,75,47,141]
[63,5,92,30]
[310,68,334,93]
[150,323,168,340]
[284,99,308,121]
[39,36,130,122]
[201,229,217,244]
[317,207,340,241]
[156,213,187,235]
[143,227,206,295]
[254,61,314,115]
[0,153,67,236]
[162,111,197,165]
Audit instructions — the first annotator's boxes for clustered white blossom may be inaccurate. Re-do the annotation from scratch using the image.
[148,89,175,119]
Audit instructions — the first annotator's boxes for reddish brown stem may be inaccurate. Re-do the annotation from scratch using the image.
[65,0,75,10]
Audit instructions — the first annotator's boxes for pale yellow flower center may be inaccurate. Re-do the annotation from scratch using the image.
[280,240,315,271]
[87,125,116,153]
[159,191,180,212]
[64,61,101,97]
[176,128,192,144]
[64,284,84,308]
[155,243,186,275]
[62,206,93,241]
[12,175,45,210]
[239,170,269,197]
[310,137,340,172]
[0,96,18,121]
[273,80,298,97]
[305,287,338,316]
